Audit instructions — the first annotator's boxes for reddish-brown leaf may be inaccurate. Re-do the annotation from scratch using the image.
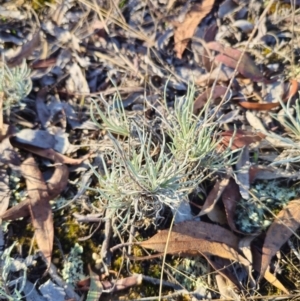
[249,166,280,183]
[173,1,215,59]
[140,221,250,266]
[260,200,300,279]
[238,101,281,110]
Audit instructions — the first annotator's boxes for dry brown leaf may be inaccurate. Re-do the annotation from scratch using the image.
[1,158,69,221]
[8,32,41,67]
[1,200,30,221]
[236,146,250,199]
[239,236,256,289]
[21,156,53,266]
[263,268,289,294]
[239,101,281,110]
[1,156,69,268]
[249,166,278,183]
[10,140,90,165]
[207,41,265,82]
[32,58,57,69]
[220,130,265,150]
[140,221,250,266]
[198,178,229,217]
[206,205,228,225]
[173,1,215,59]
[260,200,300,279]
[222,178,243,233]
[47,164,69,199]
[252,246,289,294]
[193,85,228,114]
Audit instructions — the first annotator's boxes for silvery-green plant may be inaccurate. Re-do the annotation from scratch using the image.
[274,98,300,138]
[0,59,32,107]
[89,128,197,229]
[160,84,240,172]
[90,93,130,136]
[268,97,300,165]
[89,83,241,230]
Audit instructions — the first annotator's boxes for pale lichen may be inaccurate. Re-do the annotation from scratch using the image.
[62,243,86,287]
[235,181,299,233]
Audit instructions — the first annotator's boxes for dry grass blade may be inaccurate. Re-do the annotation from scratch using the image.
[77,0,154,46]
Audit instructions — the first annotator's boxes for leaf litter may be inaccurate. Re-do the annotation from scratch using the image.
[1,0,300,300]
